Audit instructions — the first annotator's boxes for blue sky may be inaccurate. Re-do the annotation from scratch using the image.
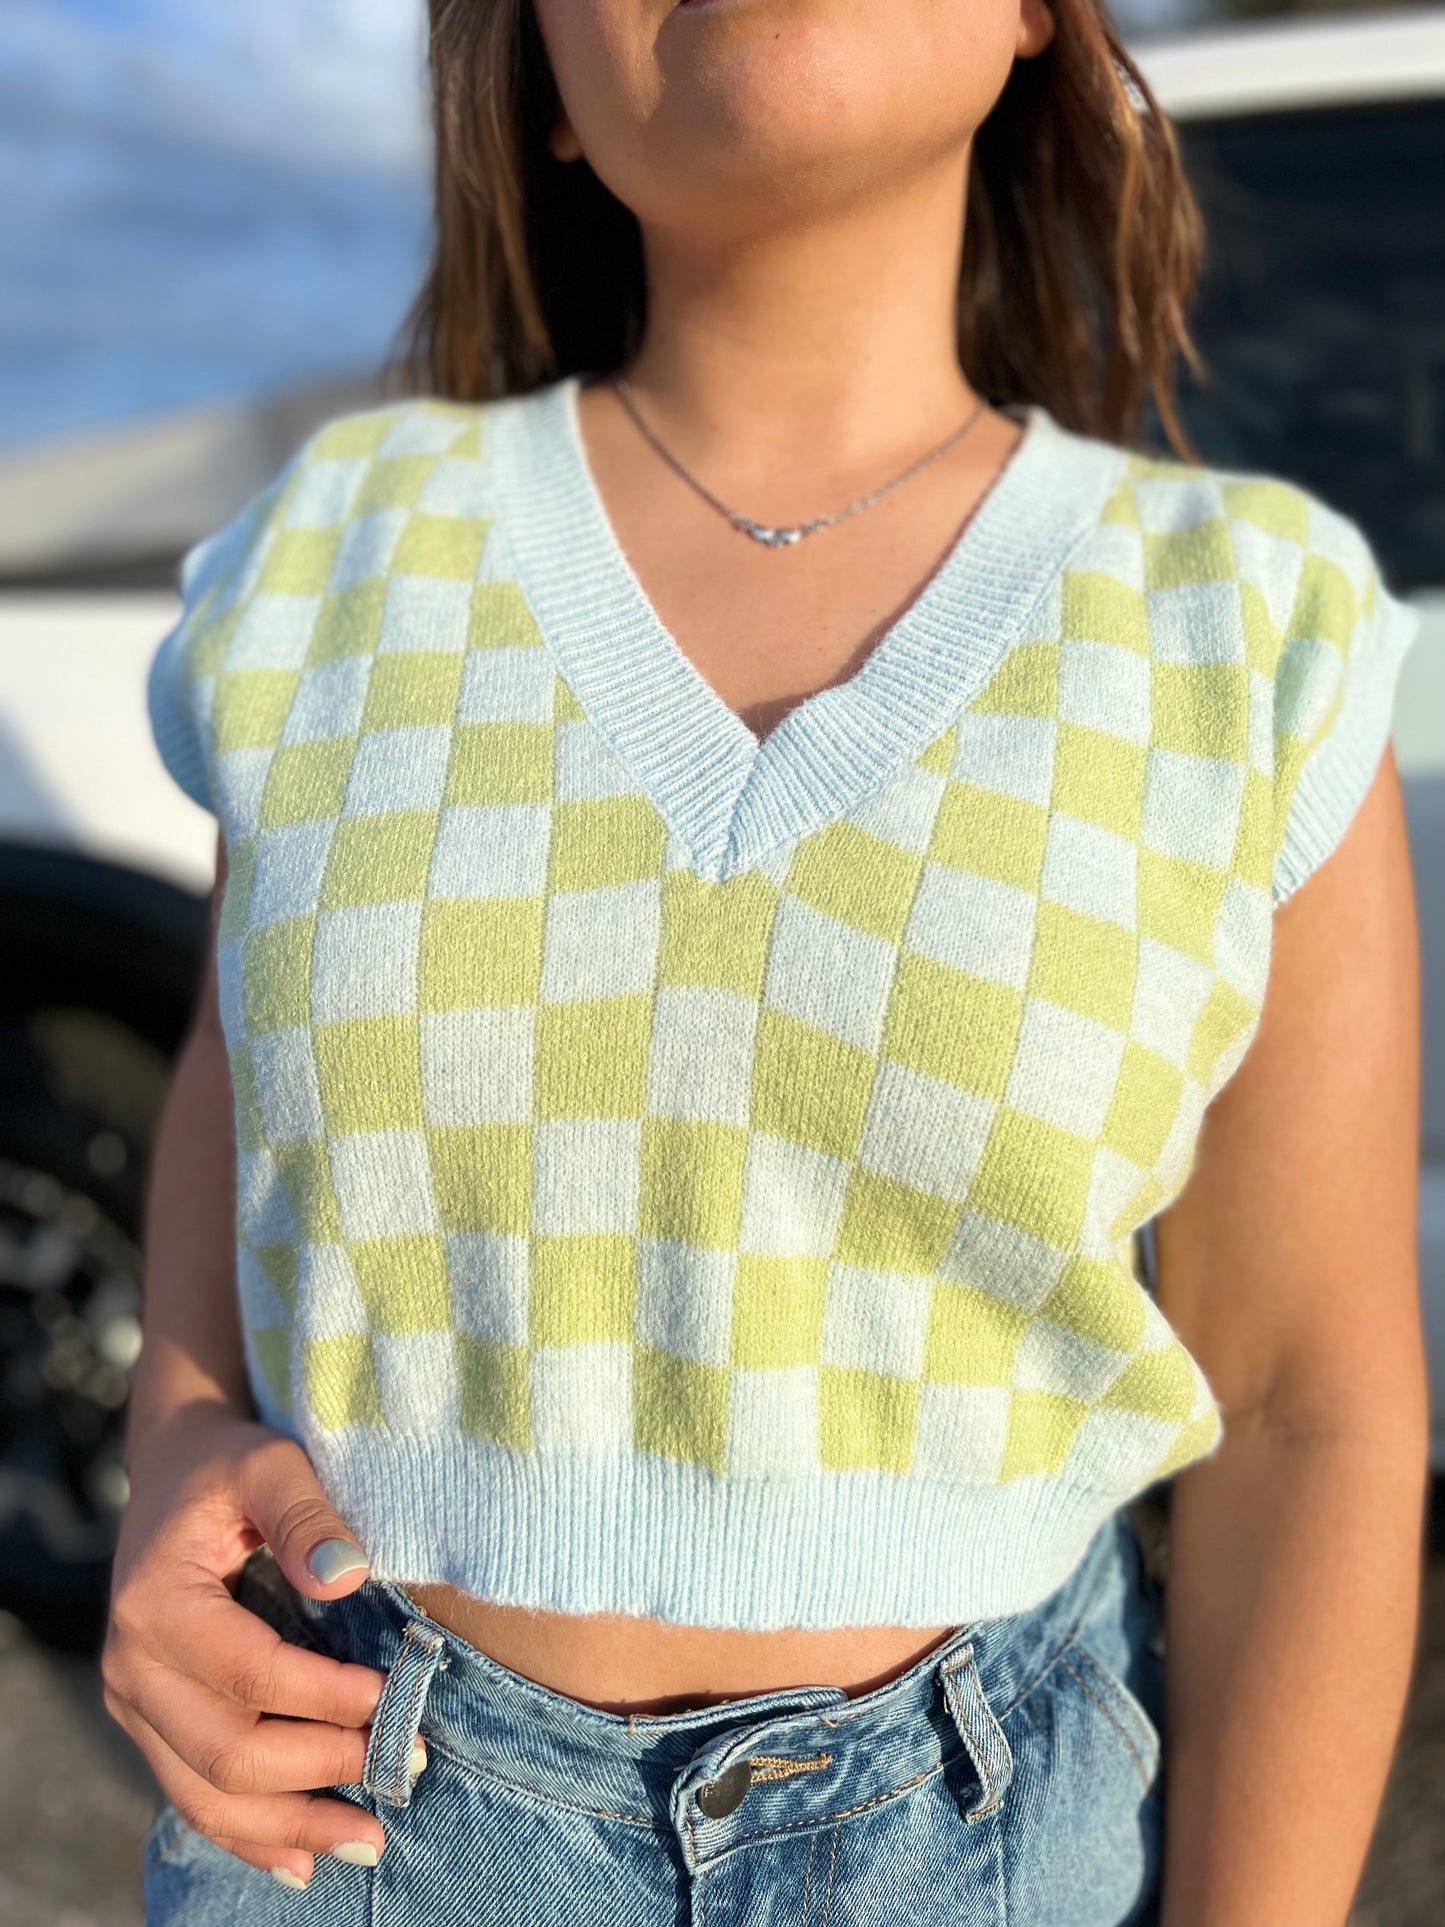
[0,0,431,449]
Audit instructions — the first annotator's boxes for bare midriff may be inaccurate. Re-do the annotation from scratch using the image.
[403,1584,959,1716]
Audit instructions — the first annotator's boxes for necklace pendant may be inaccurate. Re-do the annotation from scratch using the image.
[739,519,803,548]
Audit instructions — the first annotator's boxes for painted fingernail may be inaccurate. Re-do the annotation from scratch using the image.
[270,1866,310,1889]
[408,1740,428,1777]
[331,1840,380,1866]
[307,1539,369,1585]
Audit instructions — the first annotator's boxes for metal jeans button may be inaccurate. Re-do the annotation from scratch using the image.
[696,1758,752,1817]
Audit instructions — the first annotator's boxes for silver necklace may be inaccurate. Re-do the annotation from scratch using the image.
[611,375,989,549]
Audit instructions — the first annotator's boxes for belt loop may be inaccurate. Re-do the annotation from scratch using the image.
[939,1643,1015,1824]
[363,1619,448,1807]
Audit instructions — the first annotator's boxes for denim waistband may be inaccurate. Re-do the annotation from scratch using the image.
[282,1507,1134,1864]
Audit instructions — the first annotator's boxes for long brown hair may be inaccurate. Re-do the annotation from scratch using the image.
[400,0,1207,461]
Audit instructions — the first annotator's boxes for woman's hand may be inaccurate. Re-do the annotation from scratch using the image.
[103,1403,396,1890]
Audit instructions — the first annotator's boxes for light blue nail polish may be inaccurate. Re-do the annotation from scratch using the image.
[307,1539,369,1585]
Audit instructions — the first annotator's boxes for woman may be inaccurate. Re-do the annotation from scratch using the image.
[107,0,1429,1922]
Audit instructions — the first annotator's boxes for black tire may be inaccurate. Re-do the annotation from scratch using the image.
[0,845,206,1652]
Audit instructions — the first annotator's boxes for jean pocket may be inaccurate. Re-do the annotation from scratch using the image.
[1057,1634,1162,1792]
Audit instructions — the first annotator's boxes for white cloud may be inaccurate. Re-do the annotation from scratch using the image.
[3,0,429,175]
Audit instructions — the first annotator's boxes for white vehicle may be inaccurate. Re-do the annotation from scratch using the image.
[0,7,1441,1643]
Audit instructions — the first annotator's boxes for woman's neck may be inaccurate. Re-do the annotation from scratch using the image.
[617,143,985,491]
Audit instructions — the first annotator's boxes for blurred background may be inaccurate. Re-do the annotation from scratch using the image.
[0,1,1442,1921]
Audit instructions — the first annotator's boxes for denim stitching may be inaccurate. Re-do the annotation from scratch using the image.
[387,1626,441,1799]
[941,1650,1008,1822]
[799,1826,818,1927]
[1057,1643,1154,1789]
[1069,1636,1161,1778]
[984,1530,1131,1723]
[729,1760,938,1843]
[821,1823,840,1924]
[749,1750,833,1782]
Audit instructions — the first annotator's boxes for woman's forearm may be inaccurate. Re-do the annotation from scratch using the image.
[1158,1416,1428,1927]
[127,939,251,1473]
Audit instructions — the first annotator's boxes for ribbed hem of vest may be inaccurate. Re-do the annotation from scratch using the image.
[308,1430,1151,1632]
[1273,587,1420,907]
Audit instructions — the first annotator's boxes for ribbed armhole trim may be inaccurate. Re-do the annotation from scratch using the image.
[1273,588,1420,907]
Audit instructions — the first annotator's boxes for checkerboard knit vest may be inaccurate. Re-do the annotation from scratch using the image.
[147,374,1420,1629]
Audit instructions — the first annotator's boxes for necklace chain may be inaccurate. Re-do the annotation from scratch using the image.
[611,375,989,549]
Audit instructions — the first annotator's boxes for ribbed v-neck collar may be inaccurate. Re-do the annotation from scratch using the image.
[494,373,1126,882]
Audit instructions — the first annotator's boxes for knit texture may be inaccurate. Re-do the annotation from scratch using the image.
[147,377,1421,1628]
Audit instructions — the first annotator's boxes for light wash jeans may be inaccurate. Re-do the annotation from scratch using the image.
[141,1504,1167,1925]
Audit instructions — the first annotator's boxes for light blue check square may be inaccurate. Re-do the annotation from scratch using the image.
[237,1147,301,1246]
[1134,474,1222,535]
[215,942,246,1044]
[1140,749,1245,869]
[911,1382,1010,1480]
[216,745,275,837]
[906,860,1037,990]
[250,819,335,925]
[940,1209,1067,1315]
[228,593,320,671]
[280,656,371,746]
[457,645,555,723]
[529,1345,633,1452]
[329,1129,439,1239]
[312,900,422,1021]
[1005,998,1127,1138]
[251,1027,327,1145]
[646,986,758,1126]
[539,879,660,1003]
[1040,813,1137,928]
[447,1230,529,1347]
[636,1240,734,1367]
[380,574,472,652]
[764,893,894,1052]
[848,761,945,855]
[375,1333,460,1425]
[284,458,365,530]
[422,1006,535,1126]
[726,1367,821,1477]
[346,726,452,814]
[1083,521,1145,591]
[294,1242,370,1341]
[1210,875,1271,1006]
[858,1057,994,1204]
[1009,1318,1140,1395]
[532,1117,642,1235]
[950,711,1057,807]
[430,803,550,898]
[738,1134,849,1256]
[417,456,486,517]
[821,1263,932,1378]
[1229,519,1302,633]
[378,409,468,458]
[1147,580,1247,665]
[1057,640,1152,745]
[330,508,407,590]
[236,1244,290,1333]
[1276,632,1344,742]
[554,719,638,802]
[1128,935,1213,1070]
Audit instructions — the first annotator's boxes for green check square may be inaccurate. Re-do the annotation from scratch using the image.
[323,811,437,906]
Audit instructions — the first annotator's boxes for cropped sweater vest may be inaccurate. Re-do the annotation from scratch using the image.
[147,376,1421,1628]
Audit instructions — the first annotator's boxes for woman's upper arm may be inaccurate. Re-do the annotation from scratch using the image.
[1151,742,1425,1445]
[190,828,228,1042]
